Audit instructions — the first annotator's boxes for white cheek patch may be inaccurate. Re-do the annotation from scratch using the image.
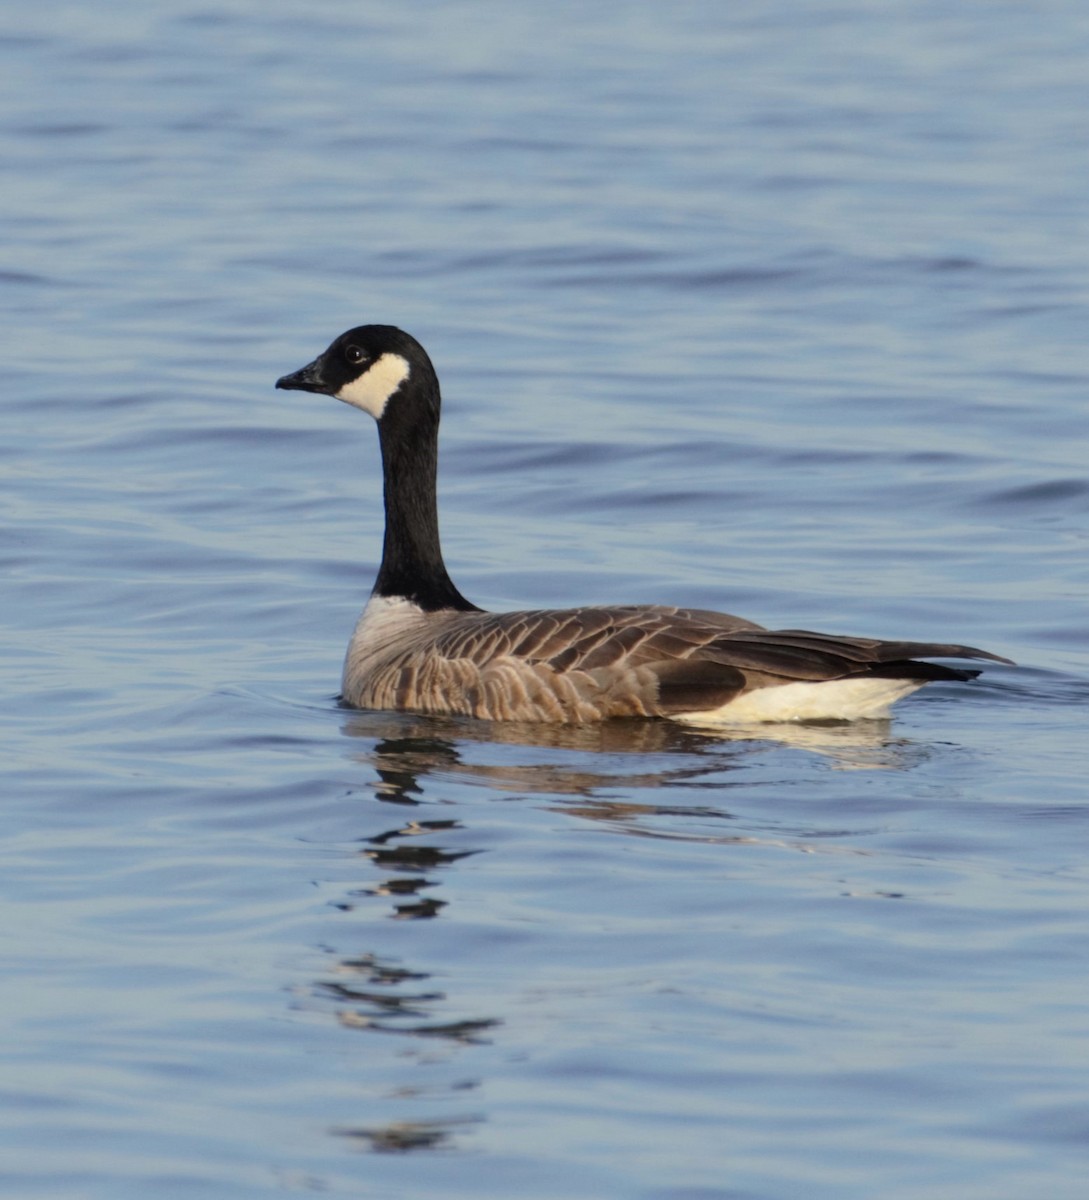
[335,353,411,419]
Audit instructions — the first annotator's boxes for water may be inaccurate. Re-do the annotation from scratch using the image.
[3,2,1088,1196]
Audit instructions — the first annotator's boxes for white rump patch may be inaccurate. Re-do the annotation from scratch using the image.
[675,676,926,726]
[335,353,411,419]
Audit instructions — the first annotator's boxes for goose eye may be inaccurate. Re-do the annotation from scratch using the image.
[344,345,367,365]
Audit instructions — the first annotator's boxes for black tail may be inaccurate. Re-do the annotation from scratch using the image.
[868,660,982,683]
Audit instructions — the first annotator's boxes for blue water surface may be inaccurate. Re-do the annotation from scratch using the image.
[2,2,1088,1197]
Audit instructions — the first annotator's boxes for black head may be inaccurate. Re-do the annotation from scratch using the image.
[275,325,438,421]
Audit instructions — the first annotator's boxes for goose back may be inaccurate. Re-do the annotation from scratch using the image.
[342,599,1004,724]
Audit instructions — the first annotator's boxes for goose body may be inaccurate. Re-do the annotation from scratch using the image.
[276,325,1010,725]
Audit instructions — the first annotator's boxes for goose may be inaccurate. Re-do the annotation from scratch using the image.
[276,325,1010,725]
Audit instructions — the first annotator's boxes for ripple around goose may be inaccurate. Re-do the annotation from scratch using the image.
[275,325,1011,726]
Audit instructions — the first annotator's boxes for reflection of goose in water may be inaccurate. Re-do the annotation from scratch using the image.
[277,324,1011,727]
[312,708,917,1150]
[341,712,928,817]
[346,713,719,802]
[318,949,489,1151]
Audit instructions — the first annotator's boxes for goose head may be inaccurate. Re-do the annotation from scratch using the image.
[275,324,439,424]
[276,324,474,612]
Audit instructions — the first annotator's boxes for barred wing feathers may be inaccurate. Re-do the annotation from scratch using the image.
[342,604,1009,722]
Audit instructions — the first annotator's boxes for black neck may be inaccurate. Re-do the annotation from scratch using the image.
[372,391,479,613]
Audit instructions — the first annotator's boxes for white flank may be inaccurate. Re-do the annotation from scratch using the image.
[675,676,926,726]
[335,353,411,419]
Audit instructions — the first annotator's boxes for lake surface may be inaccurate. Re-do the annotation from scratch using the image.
[3,2,1088,1197]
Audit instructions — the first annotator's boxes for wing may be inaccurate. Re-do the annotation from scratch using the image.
[347,605,760,720]
[345,604,1010,721]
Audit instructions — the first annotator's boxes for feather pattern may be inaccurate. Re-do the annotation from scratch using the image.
[340,599,1007,723]
[276,325,1012,726]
